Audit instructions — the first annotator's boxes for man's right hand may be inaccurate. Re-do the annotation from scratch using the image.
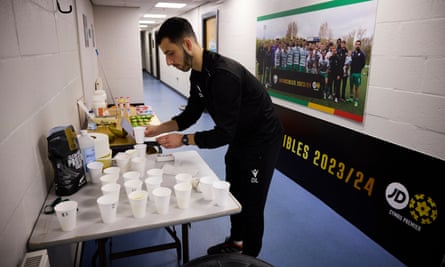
[144,120,179,138]
[144,125,161,137]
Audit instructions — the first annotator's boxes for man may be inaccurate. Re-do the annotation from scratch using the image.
[327,45,342,103]
[337,40,348,101]
[349,40,366,107]
[318,49,329,99]
[145,17,283,257]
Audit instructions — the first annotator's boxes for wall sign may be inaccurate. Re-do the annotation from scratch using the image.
[257,0,378,123]
[275,104,444,266]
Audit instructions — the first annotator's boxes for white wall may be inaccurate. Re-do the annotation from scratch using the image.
[365,0,445,159]
[94,6,144,104]
[156,0,445,161]
[0,0,86,265]
[77,0,99,109]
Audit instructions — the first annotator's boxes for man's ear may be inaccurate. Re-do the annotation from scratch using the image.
[182,38,193,55]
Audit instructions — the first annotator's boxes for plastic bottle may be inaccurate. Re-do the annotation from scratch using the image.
[92,89,107,117]
[87,110,97,131]
[78,130,96,175]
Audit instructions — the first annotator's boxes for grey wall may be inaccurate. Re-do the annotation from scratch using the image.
[0,0,145,265]
[94,5,144,104]
[0,0,85,265]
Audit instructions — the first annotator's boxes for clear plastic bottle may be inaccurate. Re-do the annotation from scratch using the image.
[87,110,97,131]
[78,130,96,175]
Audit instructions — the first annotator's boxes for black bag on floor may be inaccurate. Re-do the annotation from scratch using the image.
[47,125,87,196]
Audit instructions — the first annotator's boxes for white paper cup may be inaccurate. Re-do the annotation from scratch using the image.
[113,152,130,173]
[131,157,146,175]
[128,190,148,218]
[175,173,192,185]
[144,176,162,201]
[213,181,231,207]
[174,182,192,209]
[103,166,121,182]
[152,187,171,214]
[97,194,118,224]
[122,170,141,183]
[54,200,78,231]
[146,168,163,178]
[134,143,147,157]
[124,179,143,198]
[101,183,121,202]
[199,176,217,200]
[99,174,119,186]
[134,127,146,144]
[87,161,104,184]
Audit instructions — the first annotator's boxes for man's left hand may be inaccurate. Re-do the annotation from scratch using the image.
[156,133,182,148]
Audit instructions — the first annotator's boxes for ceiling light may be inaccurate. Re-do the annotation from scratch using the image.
[140,25,148,28]
[139,20,156,24]
[143,14,167,18]
[155,2,186,8]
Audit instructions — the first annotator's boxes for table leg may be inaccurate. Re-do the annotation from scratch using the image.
[97,238,107,267]
[182,223,190,263]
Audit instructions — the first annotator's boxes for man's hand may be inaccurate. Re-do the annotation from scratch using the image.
[156,133,183,149]
[145,120,179,138]
[144,125,162,137]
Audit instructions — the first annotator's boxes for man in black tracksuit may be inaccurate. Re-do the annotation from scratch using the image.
[327,45,343,103]
[145,17,283,257]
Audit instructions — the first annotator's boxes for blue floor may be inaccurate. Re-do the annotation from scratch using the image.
[80,72,406,267]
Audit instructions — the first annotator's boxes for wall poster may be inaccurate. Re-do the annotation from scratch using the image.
[256,0,377,123]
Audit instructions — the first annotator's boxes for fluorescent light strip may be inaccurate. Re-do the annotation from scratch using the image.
[139,20,156,24]
[143,14,167,18]
[155,2,186,8]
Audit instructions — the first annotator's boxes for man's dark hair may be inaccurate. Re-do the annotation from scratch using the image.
[156,17,197,46]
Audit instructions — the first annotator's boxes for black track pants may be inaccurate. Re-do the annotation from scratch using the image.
[225,137,281,257]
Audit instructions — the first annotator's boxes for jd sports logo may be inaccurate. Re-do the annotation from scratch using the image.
[386,182,409,210]
[250,169,259,183]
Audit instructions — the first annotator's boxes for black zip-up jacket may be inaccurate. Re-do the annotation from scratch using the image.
[328,53,343,77]
[350,49,366,74]
[172,50,283,149]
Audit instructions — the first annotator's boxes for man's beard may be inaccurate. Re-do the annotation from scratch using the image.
[177,49,192,72]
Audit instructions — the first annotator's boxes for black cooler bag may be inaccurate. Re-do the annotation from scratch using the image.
[47,125,87,196]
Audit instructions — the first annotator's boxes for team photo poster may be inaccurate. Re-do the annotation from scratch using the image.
[256,0,378,123]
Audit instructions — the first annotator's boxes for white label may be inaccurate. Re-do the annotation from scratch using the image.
[82,147,96,172]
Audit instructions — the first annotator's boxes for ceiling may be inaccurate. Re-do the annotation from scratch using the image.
[90,0,221,31]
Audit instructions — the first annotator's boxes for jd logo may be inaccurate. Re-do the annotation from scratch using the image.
[385,182,409,210]
[387,188,406,203]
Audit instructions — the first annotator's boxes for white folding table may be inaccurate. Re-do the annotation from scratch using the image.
[28,150,242,266]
